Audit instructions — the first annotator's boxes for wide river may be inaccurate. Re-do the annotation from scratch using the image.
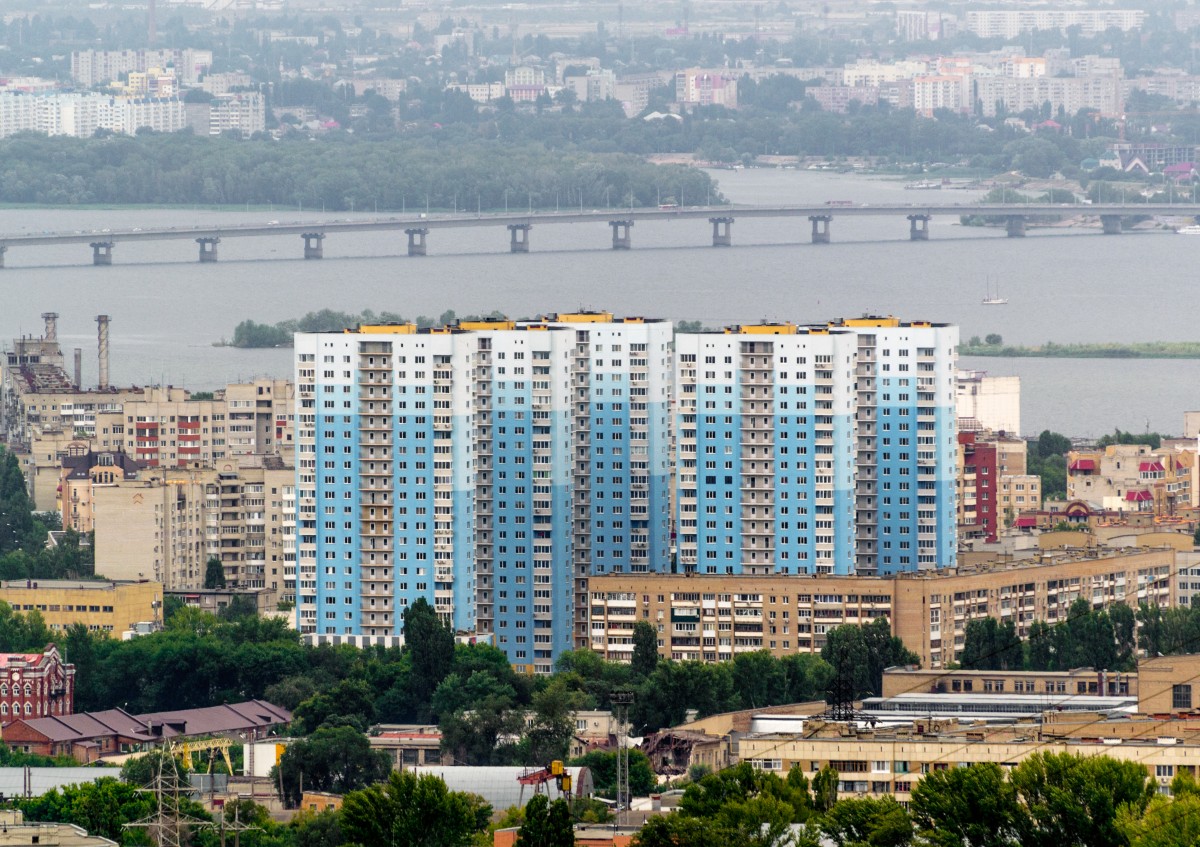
[0,168,1195,438]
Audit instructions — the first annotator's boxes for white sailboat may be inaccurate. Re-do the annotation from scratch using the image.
[982,278,1008,306]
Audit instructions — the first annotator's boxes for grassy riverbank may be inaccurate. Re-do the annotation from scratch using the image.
[961,341,1200,359]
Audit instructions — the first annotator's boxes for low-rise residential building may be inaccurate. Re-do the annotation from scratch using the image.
[1068,444,1194,514]
[0,580,161,637]
[739,711,1194,802]
[588,547,1176,669]
[369,725,445,768]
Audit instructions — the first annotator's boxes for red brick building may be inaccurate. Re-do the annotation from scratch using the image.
[958,432,999,543]
[0,646,74,722]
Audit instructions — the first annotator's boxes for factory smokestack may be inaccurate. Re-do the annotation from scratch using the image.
[41,312,58,343]
[96,315,110,391]
[74,348,82,390]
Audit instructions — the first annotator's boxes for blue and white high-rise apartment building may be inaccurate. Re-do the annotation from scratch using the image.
[675,317,957,578]
[294,313,673,673]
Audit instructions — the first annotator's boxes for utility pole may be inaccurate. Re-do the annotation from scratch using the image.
[611,691,635,828]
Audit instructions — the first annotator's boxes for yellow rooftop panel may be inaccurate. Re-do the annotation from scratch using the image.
[552,312,614,324]
[726,323,798,335]
[354,324,416,334]
[457,320,516,331]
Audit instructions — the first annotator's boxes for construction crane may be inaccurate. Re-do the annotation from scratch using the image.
[172,738,235,775]
[516,760,573,806]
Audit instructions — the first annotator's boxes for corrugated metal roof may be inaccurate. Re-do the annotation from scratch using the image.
[408,766,593,812]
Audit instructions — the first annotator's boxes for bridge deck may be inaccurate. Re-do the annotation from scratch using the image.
[0,203,1195,247]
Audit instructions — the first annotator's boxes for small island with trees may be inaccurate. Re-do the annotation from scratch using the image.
[961,335,1200,359]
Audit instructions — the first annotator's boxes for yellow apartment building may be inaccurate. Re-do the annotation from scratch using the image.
[0,579,162,635]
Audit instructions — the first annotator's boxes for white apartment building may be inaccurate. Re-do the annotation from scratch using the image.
[842,61,928,87]
[965,10,1145,39]
[70,49,213,87]
[974,74,1123,117]
[912,75,969,115]
[956,370,1020,435]
[0,92,185,138]
[207,92,266,137]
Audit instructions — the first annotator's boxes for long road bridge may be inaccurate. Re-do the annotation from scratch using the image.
[1,202,1195,266]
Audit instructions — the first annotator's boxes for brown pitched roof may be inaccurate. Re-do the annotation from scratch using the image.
[3,701,290,745]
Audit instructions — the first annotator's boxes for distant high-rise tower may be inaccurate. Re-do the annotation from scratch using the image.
[148,0,157,46]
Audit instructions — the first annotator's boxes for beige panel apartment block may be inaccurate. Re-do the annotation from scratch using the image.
[0,579,162,635]
[890,547,1175,668]
[589,548,1176,669]
[91,459,293,600]
[93,471,209,588]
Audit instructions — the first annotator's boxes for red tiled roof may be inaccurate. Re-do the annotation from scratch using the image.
[1069,459,1096,471]
[1139,461,1165,473]
[1015,517,1037,527]
[1125,490,1154,502]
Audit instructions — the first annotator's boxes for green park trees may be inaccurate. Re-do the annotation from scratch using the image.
[516,795,574,847]
[634,763,818,847]
[276,725,392,807]
[822,618,918,699]
[340,770,490,847]
[910,754,1155,847]
[631,620,659,678]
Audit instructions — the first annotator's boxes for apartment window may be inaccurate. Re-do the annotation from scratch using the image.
[1173,684,1193,710]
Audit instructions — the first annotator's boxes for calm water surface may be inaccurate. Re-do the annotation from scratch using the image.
[0,169,1195,437]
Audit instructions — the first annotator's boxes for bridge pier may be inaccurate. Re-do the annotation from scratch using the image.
[907,214,930,241]
[609,220,633,250]
[405,228,429,256]
[708,217,734,247]
[508,223,531,253]
[196,237,219,263]
[90,241,114,266]
[809,215,832,244]
[0,246,6,269]
[1005,216,1026,238]
[302,232,324,259]
[1100,215,1123,235]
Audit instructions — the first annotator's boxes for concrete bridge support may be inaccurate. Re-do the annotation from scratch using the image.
[405,228,429,256]
[908,214,930,241]
[196,237,219,262]
[1005,216,1026,238]
[709,217,734,247]
[0,246,7,269]
[302,232,325,259]
[609,220,633,250]
[90,242,114,265]
[508,223,531,253]
[1101,215,1123,235]
[809,215,832,244]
